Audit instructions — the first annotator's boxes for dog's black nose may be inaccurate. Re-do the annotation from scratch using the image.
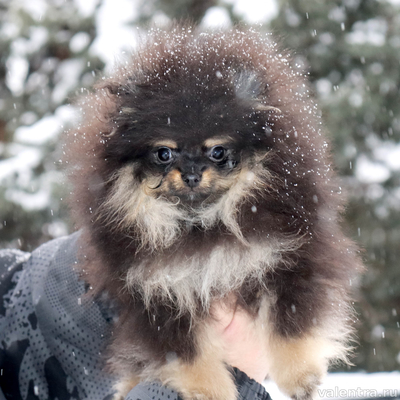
[182,173,201,188]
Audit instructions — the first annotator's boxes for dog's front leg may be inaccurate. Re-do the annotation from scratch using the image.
[157,323,238,400]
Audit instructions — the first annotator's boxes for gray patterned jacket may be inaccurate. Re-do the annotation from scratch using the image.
[0,233,271,400]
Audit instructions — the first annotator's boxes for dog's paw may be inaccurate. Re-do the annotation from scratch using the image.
[160,359,238,400]
[266,334,329,400]
[270,364,323,400]
[288,370,322,400]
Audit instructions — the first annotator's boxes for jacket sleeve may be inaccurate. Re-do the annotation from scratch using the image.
[0,234,115,400]
[125,368,272,400]
[0,249,31,400]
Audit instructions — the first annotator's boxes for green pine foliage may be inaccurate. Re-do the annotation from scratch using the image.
[0,0,399,372]
[0,0,104,250]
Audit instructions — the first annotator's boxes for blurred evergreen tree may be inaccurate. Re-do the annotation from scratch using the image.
[0,0,104,250]
[0,0,399,373]
[270,0,400,371]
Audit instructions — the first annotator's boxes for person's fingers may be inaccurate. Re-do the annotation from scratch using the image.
[210,300,269,383]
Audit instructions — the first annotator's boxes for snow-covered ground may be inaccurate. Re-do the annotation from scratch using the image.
[263,372,400,400]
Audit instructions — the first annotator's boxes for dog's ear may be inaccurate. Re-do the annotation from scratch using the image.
[233,70,281,114]
[93,79,141,138]
[97,76,138,96]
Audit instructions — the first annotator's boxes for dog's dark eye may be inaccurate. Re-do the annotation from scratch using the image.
[209,146,226,162]
[157,147,173,163]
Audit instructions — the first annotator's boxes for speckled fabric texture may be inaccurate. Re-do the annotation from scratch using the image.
[124,369,272,400]
[0,234,272,400]
[0,233,115,400]
[126,382,179,400]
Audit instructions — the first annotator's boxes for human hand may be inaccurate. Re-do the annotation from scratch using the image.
[210,300,269,384]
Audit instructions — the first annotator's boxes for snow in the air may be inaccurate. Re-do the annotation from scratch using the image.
[1,2,397,236]
[0,0,396,234]
[1,1,399,390]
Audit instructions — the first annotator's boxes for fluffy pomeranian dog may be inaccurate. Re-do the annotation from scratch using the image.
[65,26,362,400]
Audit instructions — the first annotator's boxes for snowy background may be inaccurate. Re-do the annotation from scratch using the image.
[0,0,400,396]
